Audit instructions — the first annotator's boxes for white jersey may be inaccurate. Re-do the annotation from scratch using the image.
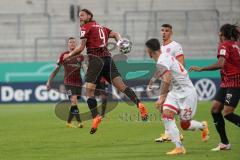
[156,53,194,98]
[161,41,184,58]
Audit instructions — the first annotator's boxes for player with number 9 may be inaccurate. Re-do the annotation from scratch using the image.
[63,9,148,134]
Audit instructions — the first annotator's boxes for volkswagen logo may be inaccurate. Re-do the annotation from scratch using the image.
[194,79,216,101]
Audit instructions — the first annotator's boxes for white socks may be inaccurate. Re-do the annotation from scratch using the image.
[187,120,205,131]
[163,118,183,147]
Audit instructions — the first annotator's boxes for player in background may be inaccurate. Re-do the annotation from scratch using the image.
[148,24,185,142]
[146,38,209,155]
[189,23,240,151]
[160,24,185,64]
[64,9,148,134]
[46,37,84,128]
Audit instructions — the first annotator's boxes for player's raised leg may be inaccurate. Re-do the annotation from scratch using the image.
[179,120,209,141]
[178,92,209,142]
[111,76,148,121]
[99,91,108,117]
[223,105,240,127]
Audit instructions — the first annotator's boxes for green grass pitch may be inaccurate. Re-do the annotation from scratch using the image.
[0,101,239,160]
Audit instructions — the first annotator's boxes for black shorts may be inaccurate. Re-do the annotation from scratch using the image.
[95,82,108,96]
[214,87,240,108]
[85,56,121,84]
[65,84,82,99]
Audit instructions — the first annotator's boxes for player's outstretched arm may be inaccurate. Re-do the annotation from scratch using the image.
[64,38,87,60]
[189,57,225,72]
[46,65,61,90]
[109,31,122,43]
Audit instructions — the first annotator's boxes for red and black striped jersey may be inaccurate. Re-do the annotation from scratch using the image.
[57,51,84,86]
[80,21,112,57]
[217,40,240,88]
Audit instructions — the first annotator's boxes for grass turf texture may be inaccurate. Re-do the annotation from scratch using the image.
[0,101,239,160]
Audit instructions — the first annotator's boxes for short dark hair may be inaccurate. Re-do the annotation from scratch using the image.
[161,24,172,29]
[220,23,240,41]
[68,37,76,41]
[81,9,93,21]
[145,38,160,51]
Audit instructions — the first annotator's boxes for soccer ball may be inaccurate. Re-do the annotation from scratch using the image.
[118,38,132,54]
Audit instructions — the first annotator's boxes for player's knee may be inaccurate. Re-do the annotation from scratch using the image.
[86,83,96,98]
[222,106,234,117]
[118,84,127,92]
[180,120,191,130]
[86,83,96,90]
[211,101,223,113]
[161,109,175,120]
[71,96,78,105]
[71,100,77,106]
[112,77,127,92]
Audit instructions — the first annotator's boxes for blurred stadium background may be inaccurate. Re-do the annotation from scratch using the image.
[0,0,239,62]
[0,0,239,103]
[0,1,240,160]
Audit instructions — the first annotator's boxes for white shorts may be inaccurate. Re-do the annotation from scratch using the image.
[162,90,198,121]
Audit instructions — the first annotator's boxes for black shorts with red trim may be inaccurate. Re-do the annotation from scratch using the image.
[214,87,240,108]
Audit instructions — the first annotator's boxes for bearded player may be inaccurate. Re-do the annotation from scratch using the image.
[64,9,148,134]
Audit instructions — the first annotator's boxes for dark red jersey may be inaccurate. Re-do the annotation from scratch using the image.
[217,40,240,87]
[57,51,84,86]
[80,21,112,57]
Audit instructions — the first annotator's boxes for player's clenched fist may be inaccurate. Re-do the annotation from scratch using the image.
[188,66,203,72]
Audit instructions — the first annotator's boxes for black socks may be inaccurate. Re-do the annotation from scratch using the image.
[123,87,140,106]
[224,113,240,127]
[68,105,81,123]
[101,98,107,117]
[87,98,99,118]
[212,112,229,144]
